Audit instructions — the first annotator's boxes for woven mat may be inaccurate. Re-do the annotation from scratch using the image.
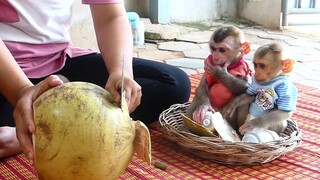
[1,73,320,179]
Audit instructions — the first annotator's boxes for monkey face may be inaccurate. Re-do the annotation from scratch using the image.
[209,36,242,66]
[253,53,282,84]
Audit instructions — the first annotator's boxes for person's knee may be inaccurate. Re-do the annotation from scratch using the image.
[0,126,21,158]
[172,71,191,101]
[0,127,16,145]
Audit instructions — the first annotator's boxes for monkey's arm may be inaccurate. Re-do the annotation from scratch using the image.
[239,109,293,134]
[186,75,214,122]
[221,93,254,118]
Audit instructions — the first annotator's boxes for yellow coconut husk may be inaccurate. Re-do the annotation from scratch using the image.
[180,114,215,137]
[33,82,151,180]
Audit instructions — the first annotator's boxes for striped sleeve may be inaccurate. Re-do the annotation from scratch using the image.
[275,81,298,111]
[246,80,256,95]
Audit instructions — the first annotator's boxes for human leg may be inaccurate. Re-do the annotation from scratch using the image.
[57,53,109,87]
[0,79,44,158]
[59,54,191,124]
[0,126,21,158]
[131,58,191,124]
[0,95,15,127]
[0,95,21,158]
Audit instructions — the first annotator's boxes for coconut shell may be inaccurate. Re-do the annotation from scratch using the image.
[33,82,151,180]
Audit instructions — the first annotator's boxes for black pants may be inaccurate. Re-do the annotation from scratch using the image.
[0,53,191,126]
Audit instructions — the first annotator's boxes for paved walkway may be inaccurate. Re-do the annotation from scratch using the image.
[133,19,320,89]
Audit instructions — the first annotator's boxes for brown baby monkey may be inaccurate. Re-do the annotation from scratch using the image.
[222,43,298,136]
[186,26,252,129]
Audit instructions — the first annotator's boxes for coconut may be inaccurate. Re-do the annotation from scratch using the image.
[33,82,151,180]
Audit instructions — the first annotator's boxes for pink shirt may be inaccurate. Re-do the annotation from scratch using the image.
[0,0,123,78]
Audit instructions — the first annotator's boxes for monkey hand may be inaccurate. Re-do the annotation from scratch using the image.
[239,122,255,135]
[205,60,229,77]
[239,117,266,135]
[222,93,253,118]
[192,102,215,124]
[220,93,244,118]
[220,100,238,118]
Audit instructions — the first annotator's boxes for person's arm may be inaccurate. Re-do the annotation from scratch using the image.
[0,39,63,165]
[89,3,142,112]
[0,40,33,105]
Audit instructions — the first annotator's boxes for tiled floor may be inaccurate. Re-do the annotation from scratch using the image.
[134,20,320,89]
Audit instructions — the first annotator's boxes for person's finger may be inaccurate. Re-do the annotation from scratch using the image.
[106,81,121,105]
[47,75,64,86]
[18,130,34,165]
[13,107,35,165]
[36,75,63,95]
[128,89,141,113]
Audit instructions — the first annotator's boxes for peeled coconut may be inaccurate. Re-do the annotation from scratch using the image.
[33,82,151,180]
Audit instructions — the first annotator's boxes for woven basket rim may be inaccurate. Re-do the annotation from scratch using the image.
[158,102,302,165]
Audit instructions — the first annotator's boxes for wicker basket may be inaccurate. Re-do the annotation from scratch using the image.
[159,102,302,165]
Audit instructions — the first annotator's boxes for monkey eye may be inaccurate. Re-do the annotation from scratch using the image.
[259,64,266,69]
[210,45,227,53]
[254,62,266,69]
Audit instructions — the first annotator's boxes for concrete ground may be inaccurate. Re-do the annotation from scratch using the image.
[133,19,320,89]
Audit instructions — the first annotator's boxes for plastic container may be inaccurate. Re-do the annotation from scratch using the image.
[127,12,145,46]
[202,112,215,132]
[131,20,145,46]
[202,111,241,142]
[242,129,280,143]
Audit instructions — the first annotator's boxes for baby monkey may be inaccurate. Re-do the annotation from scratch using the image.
[186,26,252,128]
[222,43,298,136]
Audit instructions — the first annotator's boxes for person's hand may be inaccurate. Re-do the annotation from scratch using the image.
[105,72,142,113]
[13,75,63,166]
[192,101,215,124]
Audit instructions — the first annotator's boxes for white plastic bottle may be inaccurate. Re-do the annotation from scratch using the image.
[132,20,145,46]
[202,112,215,132]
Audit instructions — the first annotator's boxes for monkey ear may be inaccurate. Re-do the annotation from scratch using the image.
[281,59,295,73]
[241,41,251,55]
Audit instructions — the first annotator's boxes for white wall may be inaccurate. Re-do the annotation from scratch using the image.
[123,0,282,29]
[124,0,238,22]
[169,0,220,22]
[239,0,282,29]
[220,0,238,18]
[68,0,283,49]
[124,0,149,18]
